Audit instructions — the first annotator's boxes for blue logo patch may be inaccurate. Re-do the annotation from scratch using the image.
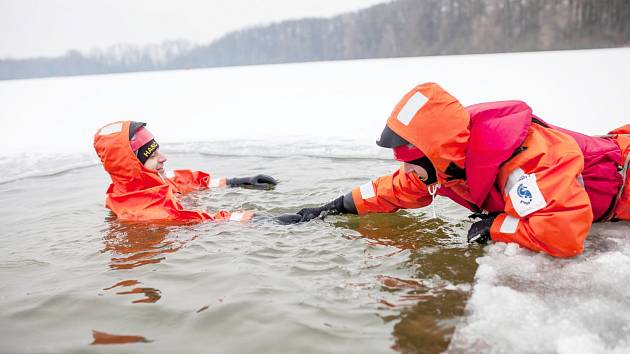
[516,183,533,205]
[508,171,547,217]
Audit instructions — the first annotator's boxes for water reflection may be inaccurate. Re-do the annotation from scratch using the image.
[91,330,150,345]
[101,218,192,270]
[336,212,454,249]
[336,212,482,353]
[100,217,196,304]
[103,280,162,304]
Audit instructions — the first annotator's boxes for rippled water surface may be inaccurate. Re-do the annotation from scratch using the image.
[0,151,481,353]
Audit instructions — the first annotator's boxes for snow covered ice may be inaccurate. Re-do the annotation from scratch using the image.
[448,222,630,354]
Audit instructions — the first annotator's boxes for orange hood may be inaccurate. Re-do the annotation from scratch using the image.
[385,82,470,183]
[93,121,165,194]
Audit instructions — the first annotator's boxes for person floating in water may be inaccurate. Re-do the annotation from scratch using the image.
[289,82,630,258]
[93,121,285,222]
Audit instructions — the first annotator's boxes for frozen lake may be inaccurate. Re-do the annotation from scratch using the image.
[1,48,629,353]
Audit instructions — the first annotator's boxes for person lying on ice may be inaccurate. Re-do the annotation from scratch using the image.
[94,120,297,223]
[288,82,630,258]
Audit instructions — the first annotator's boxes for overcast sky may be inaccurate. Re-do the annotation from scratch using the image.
[0,0,387,59]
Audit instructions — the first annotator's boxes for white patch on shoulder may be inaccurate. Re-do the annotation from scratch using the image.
[98,122,123,135]
[359,181,376,200]
[165,170,175,179]
[396,92,428,126]
[508,173,547,217]
[499,215,519,234]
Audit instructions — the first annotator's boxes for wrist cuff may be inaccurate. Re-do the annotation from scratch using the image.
[210,176,227,188]
[342,192,357,214]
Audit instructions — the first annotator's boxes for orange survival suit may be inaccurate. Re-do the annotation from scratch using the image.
[93,121,252,222]
[349,83,630,258]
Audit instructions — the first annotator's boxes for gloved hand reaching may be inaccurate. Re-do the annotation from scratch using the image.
[296,193,357,223]
[297,196,344,222]
[227,174,278,189]
[248,193,354,225]
[466,213,498,244]
[274,213,303,225]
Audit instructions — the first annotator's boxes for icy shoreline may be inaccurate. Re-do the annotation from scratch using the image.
[449,222,630,354]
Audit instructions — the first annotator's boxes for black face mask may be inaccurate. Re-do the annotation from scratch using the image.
[407,156,437,185]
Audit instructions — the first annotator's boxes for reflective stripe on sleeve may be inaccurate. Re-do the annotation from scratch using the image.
[229,212,245,221]
[210,177,227,188]
[359,181,376,200]
[499,215,519,234]
[229,211,253,222]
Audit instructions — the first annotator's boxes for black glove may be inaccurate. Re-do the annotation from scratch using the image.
[227,174,278,189]
[467,213,498,244]
[468,212,499,220]
[297,193,357,222]
[274,214,303,225]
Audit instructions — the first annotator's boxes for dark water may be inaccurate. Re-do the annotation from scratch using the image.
[0,151,482,353]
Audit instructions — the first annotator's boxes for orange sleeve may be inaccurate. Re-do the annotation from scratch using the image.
[106,184,253,223]
[351,166,433,215]
[167,170,211,194]
[491,143,593,258]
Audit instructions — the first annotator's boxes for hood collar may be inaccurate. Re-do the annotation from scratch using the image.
[385,82,470,184]
[94,121,164,194]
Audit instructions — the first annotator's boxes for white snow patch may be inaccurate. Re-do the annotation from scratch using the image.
[448,223,630,354]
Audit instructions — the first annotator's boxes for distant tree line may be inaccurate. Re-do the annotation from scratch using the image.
[0,41,191,80]
[2,0,629,80]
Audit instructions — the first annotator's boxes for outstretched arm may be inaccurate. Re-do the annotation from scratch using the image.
[351,165,433,215]
[293,166,433,222]
[167,170,278,192]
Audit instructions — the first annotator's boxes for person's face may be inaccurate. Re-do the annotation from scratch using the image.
[143,149,167,176]
[403,161,429,182]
